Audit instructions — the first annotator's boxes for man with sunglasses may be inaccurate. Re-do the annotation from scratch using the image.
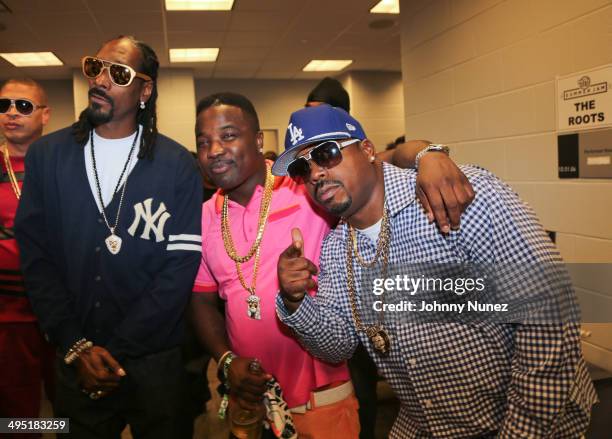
[15,36,202,438]
[191,93,474,438]
[0,78,56,431]
[275,105,597,438]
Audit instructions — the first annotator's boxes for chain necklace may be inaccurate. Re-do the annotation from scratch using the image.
[346,205,392,356]
[90,127,139,255]
[221,164,274,320]
[1,144,21,199]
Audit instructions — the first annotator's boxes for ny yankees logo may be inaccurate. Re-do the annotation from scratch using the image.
[127,198,171,242]
[288,123,304,145]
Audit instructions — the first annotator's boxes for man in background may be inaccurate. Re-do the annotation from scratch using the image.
[0,78,55,435]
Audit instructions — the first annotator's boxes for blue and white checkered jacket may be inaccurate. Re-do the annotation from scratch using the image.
[278,163,597,438]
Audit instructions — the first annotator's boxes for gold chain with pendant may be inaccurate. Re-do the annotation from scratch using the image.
[346,205,392,355]
[1,144,21,200]
[221,164,274,316]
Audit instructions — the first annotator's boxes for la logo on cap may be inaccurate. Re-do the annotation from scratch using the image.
[288,123,304,145]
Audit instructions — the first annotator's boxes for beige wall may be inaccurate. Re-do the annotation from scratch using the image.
[38,80,75,135]
[157,69,197,151]
[339,71,405,150]
[400,0,612,371]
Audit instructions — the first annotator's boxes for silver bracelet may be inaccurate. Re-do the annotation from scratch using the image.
[414,144,450,170]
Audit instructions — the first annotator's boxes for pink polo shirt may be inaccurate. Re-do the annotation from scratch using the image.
[193,172,350,407]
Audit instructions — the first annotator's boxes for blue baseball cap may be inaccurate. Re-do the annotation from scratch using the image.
[271,104,367,176]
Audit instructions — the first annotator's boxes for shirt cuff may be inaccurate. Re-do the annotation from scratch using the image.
[193,283,218,293]
[275,293,318,333]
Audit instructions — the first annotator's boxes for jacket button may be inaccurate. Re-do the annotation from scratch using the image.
[95,275,101,282]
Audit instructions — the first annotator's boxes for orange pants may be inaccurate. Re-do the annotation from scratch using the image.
[291,394,360,439]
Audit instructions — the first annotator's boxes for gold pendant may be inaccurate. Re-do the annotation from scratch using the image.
[105,234,122,255]
[366,325,391,356]
[246,294,261,320]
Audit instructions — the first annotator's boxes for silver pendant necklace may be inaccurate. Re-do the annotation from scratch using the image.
[90,127,139,255]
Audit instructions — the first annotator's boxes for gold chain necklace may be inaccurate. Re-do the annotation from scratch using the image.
[221,164,274,320]
[1,144,21,200]
[346,206,392,356]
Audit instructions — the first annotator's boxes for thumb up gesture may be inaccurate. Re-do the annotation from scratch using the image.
[278,228,318,312]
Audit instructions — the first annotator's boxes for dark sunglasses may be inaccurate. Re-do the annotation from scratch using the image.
[81,56,152,87]
[0,98,46,116]
[287,139,360,181]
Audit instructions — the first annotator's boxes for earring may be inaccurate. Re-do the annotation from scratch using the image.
[139,101,145,110]
[370,156,375,162]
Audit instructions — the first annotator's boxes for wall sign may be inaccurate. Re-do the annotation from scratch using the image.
[558,128,612,179]
[556,65,612,132]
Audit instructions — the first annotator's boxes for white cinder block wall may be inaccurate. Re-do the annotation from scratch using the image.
[339,71,406,150]
[399,0,612,371]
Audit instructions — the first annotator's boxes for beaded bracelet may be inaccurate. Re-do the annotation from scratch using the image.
[216,351,236,420]
[217,350,237,384]
[64,338,93,365]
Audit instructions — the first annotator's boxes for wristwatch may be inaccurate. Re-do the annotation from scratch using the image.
[415,144,450,169]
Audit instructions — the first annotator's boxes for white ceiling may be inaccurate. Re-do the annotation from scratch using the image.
[0,0,401,80]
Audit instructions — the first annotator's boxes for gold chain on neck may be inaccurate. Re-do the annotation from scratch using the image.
[346,206,391,331]
[1,144,21,200]
[221,164,274,294]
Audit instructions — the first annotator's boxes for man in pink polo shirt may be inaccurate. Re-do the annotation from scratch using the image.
[191,92,474,438]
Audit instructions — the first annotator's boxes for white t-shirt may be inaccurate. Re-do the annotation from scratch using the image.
[356,217,382,244]
[84,127,142,211]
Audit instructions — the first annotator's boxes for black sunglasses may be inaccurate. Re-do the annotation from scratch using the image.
[0,98,46,116]
[81,56,152,87]
[287,139,360,181]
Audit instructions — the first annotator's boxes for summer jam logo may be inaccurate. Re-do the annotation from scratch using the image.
[563,75,608,100]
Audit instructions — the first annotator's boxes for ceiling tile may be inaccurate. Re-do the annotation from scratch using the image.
[93,12,163,38]
[85,0,162,12]
[224,32,277,47]
[0,4,401,80]
[4,0,86,13]
[213,68,257,79]
[234,0,303,12]
[228,11,293,32]
[25,12,100,36]
[217,47,269,62]
[165,11,231,32]
[168,31,226,48]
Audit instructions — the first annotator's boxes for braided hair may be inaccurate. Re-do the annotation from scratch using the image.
[71,35,159,159]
